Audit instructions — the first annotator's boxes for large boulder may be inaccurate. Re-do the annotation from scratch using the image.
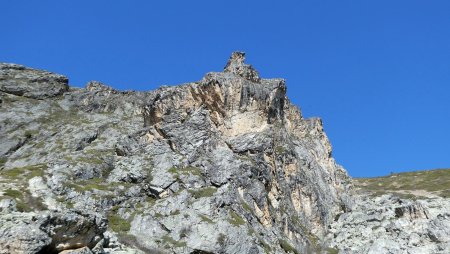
[0,212,51,254]
[0,63,69,99]
[0,211,107,254]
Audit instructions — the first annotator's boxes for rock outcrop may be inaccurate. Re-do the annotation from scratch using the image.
[0,63,68,99]
[326,194,450,254]
[0,211,106,254]
[0,53,448,254]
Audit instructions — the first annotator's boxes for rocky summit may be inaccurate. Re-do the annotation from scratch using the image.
[0,53,448,254]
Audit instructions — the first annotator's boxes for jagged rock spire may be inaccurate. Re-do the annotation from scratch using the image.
[223,52,260,82]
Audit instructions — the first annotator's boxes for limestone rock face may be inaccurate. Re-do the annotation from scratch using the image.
[2,52,446,254]
[326,194,450,254]
[0,53,353,253]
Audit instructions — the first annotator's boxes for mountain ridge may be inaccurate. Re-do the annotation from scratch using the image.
[0,53,448,254]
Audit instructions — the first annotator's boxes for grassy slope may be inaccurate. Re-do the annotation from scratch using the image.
[354,169,450,199]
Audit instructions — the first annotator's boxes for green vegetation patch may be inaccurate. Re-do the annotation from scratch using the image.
[1,188,47,212]
[199,214,215,224]
[68,177,110,192]
[168,167,178,174]
[188,187,217,199]
[279,239,300,254]
[3,189,22,199]
[84,148,115,157]
[228,210,245,226]
[0,157,7,168]
[259,239,272,254]
[354,168,450,198]
[241,199,253,213]
[108,213,131,232]
[326,248,339,254]
[145,196,157,206]
[24,129,39,139]
[275,146,286,154]
[2,164,47,180]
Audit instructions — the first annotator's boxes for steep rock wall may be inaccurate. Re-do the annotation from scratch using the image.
[0,53,351,254]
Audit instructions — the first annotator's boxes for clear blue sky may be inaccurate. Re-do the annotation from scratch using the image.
[2,1,450,177]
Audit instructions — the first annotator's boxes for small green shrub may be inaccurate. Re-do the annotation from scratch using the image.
[188,187,217,199]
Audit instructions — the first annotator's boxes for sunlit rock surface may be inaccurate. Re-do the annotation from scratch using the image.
[1,53,447,254]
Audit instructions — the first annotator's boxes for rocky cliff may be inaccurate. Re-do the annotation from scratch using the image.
[325,169,450,254]
[0,52,351,253]
[0,53,448,254]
